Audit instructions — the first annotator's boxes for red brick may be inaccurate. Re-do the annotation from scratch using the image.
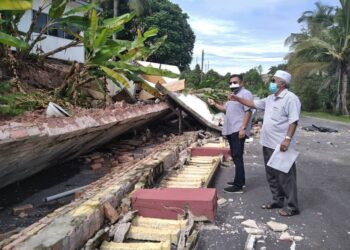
[75,191,84,200]
[111,160,119,167]
[12,204,33,216]
[117,155,134,163]
[103,202,119,223]
[10,128,29,139]
[131,188,217,221]
[93,158,105,164]
[90,163,103,170]
[191,147,231,161]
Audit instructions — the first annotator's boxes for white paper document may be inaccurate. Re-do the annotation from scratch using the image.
[267,145,299,173]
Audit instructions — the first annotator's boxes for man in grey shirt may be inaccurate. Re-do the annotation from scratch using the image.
[208,74,253,193]
[229,70,301,216]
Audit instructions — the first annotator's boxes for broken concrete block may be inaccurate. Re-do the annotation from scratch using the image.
[217,198,227,206]
[244,228,264,235]
[113,222,131,243]
[12,204,33,216]
[279,232,303,242]
[103,202,119,224]
[232,215,244,220]
[294,236,304,241]
[244,234,256,250]
[267,221,288,232]
[241,219,259,229]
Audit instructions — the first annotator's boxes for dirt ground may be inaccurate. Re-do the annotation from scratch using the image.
[197,116,350,250]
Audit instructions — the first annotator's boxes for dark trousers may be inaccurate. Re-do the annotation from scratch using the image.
[227,132,246,187]
[263,146,299,212]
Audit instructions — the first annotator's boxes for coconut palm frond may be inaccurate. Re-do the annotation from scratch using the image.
[288,62,330,77]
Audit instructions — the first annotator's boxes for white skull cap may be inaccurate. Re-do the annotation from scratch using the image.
[274,70,292,84]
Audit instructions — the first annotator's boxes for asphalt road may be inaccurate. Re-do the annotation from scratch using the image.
[197,116,350,250]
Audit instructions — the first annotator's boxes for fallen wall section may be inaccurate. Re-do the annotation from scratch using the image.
[0,103,170,189]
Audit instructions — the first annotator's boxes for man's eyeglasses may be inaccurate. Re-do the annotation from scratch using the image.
[229,81,239,84]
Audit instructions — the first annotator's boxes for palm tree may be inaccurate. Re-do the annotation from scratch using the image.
[285,0,350,115]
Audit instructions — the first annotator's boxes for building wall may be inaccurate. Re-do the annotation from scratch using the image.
[18,0,85,62]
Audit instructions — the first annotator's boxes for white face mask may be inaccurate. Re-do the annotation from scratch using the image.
[229,83,240,89]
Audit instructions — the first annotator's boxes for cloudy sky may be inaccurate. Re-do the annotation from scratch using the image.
[170,0,339,75]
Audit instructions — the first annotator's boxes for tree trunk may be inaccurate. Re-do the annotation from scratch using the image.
[340,64,349,116]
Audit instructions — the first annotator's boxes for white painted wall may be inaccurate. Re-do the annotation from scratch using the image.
[18,0,85,62]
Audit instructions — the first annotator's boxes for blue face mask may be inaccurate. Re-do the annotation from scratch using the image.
[269,82,278,94]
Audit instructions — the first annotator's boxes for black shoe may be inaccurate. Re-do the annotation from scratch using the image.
[223,185,243,194]
[227,181,246,188]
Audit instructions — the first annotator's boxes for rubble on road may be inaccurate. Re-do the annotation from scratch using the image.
[267,221,289,232]
[241,219,259,229]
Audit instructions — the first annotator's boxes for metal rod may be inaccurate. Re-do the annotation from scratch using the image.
[44,185,88,202]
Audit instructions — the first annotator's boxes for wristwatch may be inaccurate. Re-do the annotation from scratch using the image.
[285,136,292,140]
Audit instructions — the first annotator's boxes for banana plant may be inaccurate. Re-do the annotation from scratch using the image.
[0,0,32,49]
[57,8,177,100]
[0,0,32,10]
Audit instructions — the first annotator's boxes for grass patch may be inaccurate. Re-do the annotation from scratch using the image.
[302,111,350,123]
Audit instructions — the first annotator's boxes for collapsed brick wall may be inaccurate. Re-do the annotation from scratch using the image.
[0,103,170,189]
[0,132,197,250]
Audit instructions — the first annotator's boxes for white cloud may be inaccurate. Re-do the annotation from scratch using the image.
[189,16,288,74]
[189,16,238,36]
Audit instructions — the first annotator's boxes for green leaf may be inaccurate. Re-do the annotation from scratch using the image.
[62,28,83,41]
[0,31,28,49]
[143,27,158,38]
[100,66,130,88]
[64,2,98,16]
[49,0,69,18]
[58,16,90,31]
[0,0,32,10]
[102,13,135,30]
[90,9,98,48]
[108,61,178,78]
[94,29,108,48]
[91,47,126,64]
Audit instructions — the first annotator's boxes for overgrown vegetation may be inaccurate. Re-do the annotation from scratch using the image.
[285,0,350,115]
[101,0,195,71]
[0,0,178,116]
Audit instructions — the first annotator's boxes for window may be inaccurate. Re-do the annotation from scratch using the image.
[32,10,79,40]
[33,11,47,33]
